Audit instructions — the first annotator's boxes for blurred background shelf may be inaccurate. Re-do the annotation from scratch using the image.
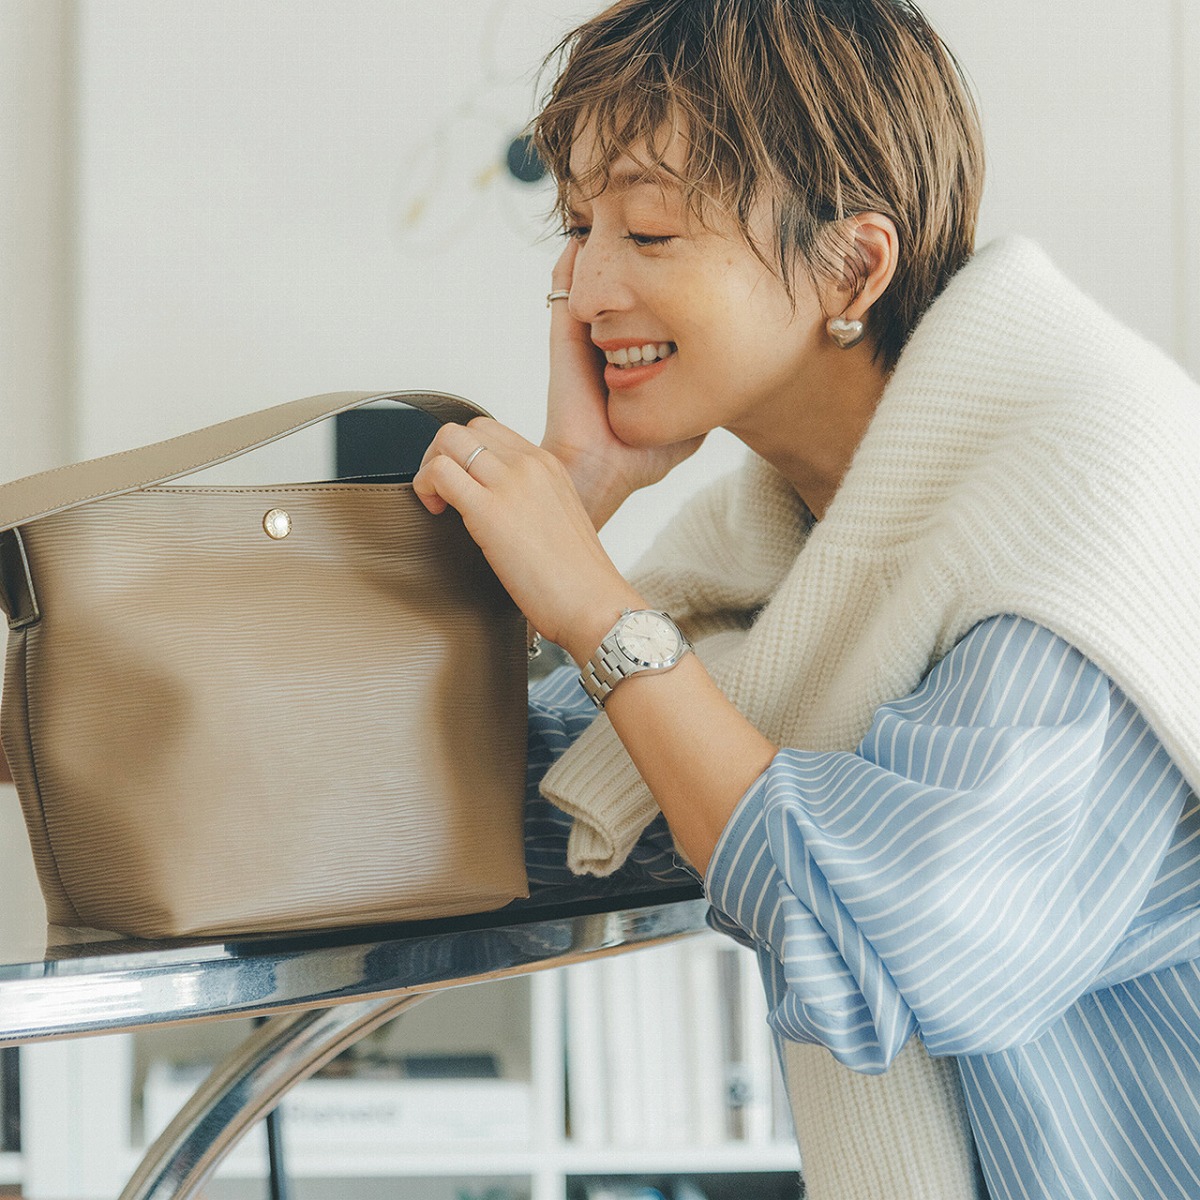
[11,938,798,1200]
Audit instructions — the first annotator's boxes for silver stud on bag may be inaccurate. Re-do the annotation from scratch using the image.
[263,509,292,540]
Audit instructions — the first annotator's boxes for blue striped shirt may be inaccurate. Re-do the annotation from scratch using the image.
[522,614,1200,1200]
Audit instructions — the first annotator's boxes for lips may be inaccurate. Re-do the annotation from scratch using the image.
[594,338,677,390]
[603,355,672,390]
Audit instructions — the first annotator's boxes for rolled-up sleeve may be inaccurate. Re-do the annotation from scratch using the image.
[705,615,1191,1072]
[523,664,697,895]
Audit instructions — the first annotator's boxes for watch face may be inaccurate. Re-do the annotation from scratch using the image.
[615,611,683,667]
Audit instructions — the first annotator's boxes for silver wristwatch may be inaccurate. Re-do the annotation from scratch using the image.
[579,608,692,709]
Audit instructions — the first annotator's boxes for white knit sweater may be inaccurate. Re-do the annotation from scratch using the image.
[542,235,1200,1198]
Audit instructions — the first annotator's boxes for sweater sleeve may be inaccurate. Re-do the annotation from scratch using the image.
[523,664,698,895]
[705,615,1193,1072]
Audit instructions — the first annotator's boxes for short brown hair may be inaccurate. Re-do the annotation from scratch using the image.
[532,0,985,370]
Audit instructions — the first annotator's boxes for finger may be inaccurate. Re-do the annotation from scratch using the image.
[419,421,528,495]
[418,420,508,476]
[432,418,554,476]
[551,237,578,293]
[549,241,591,336]
[413,486,448,516]
[549,253,600,367]
[412,450,488,515]
[463,416,539,456]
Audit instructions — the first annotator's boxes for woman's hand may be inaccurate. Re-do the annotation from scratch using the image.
[413,412,779,877]
[543,238,705,531]
[412,416,643,663]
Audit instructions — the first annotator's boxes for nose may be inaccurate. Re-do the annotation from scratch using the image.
[567,236,632,325]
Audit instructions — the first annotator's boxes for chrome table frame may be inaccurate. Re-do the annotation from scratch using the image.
[0,884,707,1199]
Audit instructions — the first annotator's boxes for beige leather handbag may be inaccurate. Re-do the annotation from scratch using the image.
[0,390,529,939]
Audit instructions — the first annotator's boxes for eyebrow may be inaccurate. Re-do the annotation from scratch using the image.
[566,163,682,197]
[609,165,681,191]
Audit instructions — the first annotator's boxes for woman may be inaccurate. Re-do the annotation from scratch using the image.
[414,1,1200,1197]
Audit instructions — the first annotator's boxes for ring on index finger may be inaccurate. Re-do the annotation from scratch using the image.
[546,290,571,307]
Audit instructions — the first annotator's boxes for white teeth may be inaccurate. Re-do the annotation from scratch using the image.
[604,342,676,368]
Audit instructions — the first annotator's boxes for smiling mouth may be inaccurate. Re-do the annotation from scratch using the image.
[603,342,677,369]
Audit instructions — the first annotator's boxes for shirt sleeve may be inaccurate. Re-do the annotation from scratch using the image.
[704,615,1192,1072]
[521,663,698,897]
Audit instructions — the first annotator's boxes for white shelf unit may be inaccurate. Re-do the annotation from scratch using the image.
[0,1152,19,1185]
[12,934,800,1200]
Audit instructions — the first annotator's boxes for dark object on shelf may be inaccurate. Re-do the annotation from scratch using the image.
[319,1048,503,1080]
[506,132,547,184]
[402,1052,500,1078]
[0,1046,19,1151]
[567,1175,801,1200]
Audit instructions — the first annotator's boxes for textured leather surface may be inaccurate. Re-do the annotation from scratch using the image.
[0,392,528,938]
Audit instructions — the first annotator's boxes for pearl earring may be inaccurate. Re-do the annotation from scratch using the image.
[827,316,866,349]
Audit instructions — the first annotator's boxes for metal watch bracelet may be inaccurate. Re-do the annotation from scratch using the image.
[580,641,635,708]
[579,609,691,709]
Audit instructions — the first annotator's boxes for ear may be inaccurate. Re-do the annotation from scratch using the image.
[827,212,899,322]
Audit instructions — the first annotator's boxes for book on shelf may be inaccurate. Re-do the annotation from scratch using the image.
[563,933,786,1152]
[738,943,776,1144]
[566,957,609,1146]
[142,1060,532,1155]
[602,951,646,1147]
[640,941,691,1146]
[715,939,747,1141]
[683,935,728,1146]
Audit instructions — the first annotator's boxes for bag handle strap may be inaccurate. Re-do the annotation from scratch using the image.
[0,390,486,535]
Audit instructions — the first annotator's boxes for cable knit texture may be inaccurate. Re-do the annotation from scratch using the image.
[540,235,1200,1198]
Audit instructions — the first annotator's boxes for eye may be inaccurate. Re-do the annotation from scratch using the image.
[625,233,675,248]
[563,224,590,241]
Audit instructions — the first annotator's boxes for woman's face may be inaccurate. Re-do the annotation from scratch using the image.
[564,127,830,450]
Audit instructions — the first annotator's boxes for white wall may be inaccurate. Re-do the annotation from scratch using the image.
[1176,0,1200,378]
[68,0,744,569]
[1,0,1195,571]
[0,0,74,482]
[923,0,1190,371]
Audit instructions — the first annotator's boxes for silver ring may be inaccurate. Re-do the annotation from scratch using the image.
[463,445,488,475]
[545,289,571,307]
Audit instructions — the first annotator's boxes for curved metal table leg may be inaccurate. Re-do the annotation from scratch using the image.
[119,992,428,1200]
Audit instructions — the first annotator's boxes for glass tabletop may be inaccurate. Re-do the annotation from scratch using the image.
[0,872,708,1046]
